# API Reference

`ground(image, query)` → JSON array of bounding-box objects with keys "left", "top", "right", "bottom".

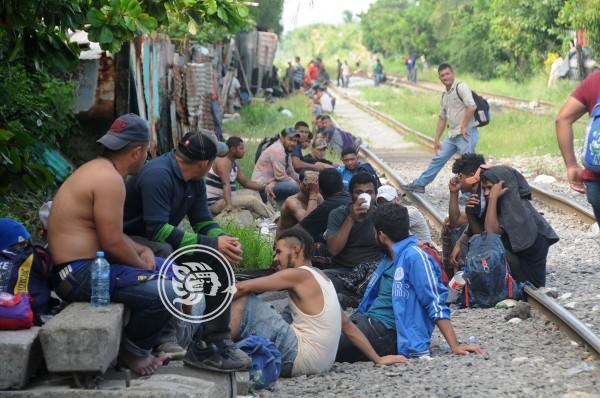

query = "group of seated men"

[{"left": 42, "top": 113, "right": 484, "bottom": 380}]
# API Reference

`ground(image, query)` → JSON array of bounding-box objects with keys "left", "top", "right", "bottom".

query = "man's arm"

[
  {"left": 94, "top": 173, "right": 149, "bottom": 269},
  {"left": 436, "top": 319, "right": 482, "bottom": 355},
  {"left": 341, "top": 312, "right": 409, "bottom": 365},
  {"left": 556, "top": 96, "right": 587, "bottom": 193},
  {"left": 457, "top": 84, "right": 476, "bottom": 139},
  {"left": 234, "top": 269, "right": 306, "bottom": 299},
  {"left": 433, "top": 117, "right": 446, "bottom": 152},
  {"left": 236, "top": 168, "right": 265, "bottom": 191},
  {"left": 448, "top": 177, "right": 462, "bottom": 226},
  {"left": 326, "top": 210, "right": 354, "bottom": 256},
  {"left": 213, "top": 158, "right": 234, "bottom": 208},
  {"left": 291, "top": 156, "right": 326, "bottom": 172},
  {"left": 483, "top": 182, "right": 507, "bottom": 235}
]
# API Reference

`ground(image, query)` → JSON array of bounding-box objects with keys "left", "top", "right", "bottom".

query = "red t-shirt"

[
  {"left": 571, "top": 70, "right": 600, "bottom": 181},
  {"left": 307, "top": 64, "right": 318, "bottom": 81}
]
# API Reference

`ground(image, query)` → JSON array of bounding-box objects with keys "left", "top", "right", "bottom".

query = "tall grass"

[
  {"left": 356, "top": 85, "right": 586, "bottom": 158},
  {"left": 222, "top": 223, "right": 273, "bottom": 270},
  {"left": 223, "top": 95, "right": 313, "bottom": 176}
]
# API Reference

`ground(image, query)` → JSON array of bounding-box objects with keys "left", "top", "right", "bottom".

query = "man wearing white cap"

[{"left": 376, "top": 185, "right": 432, "bottom": 245}]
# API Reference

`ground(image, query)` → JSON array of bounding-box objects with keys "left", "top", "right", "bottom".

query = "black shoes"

[
  {"left": 183, "top": 339, "right": 251, "bottom": 373},
  {"left": 400, "top": 182, "right": 426, "bottom": 193}
]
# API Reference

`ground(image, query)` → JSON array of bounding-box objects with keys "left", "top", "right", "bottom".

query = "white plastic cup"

[{"left": 358, "top": 193, "right": 371, "bottom": 209}]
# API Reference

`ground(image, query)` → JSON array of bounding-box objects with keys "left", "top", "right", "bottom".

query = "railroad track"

[
  {"left": 332, "top": 86, "right": 597, "bottom": 225},
  {"left": 385, "top": 73, "right": 554, "bottom": 114}
]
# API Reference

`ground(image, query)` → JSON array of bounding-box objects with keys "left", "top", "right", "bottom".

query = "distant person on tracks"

[
  {"left": 401, "top": 63, "right": 479, "bottom": 194},
  {"left": 460, "top": 165, "right": 559, "bottom": 288},
  {"left": 374, "top": 58, "right": 384, "bottom": 86},
  {"left": 555, "top": 70, "right": 600, "bottom": 229},
  {"left": 337, "top": 146, "right": 381, "bottom": 192},
  {"left": 342, "top": 60, "right": 351, "bottom": 88},
  {"left": 293, "top": 56, "right": 304, "bottom": 91},
  {"left": 336, "top": 59, "right": 343, "bottom": 87},
  {"left": 336, "top": 203, "right": 483, "bottom": 362},
  {"left": 230, "top": 228, "right": 408, "bottom": 378},
  {"left": 252, "top": 127, "right": 301, "bottom": 203}
]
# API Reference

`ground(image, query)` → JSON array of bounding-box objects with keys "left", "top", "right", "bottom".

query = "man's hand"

[
  {"left": 350, "top": 197, "right": 369, "bottom": 221},
  {"left": 451, "top": 344, "right": 483, "bottom": 355},
  {"left": 265, "top": 184, "right": 276, "bottom": 201},
  {"left": 139, "top": 246, "right": 155, "bottom": 270},
  {"left": 375, "top": 355, "right": 410, "bottom": 365},
  {"left": 433, "top": 139, "right": 441, "bottom": 153},
  {"left": 460, "top": 125, "right": 469, "bottom": 141},
  {"left": 449, "top": 176, "right": 461, "bottom": 193},
  {"left": 450, "top": 241, "right": 462, "bottom": 270},
  {"left": 489, "top": 181, "right": 508, "bottom": 200},
  {"left": 465, "top": 195, "right": 480, "bottom": 209},
  {"left": 218, "top": 236, "right": 243, "bottom": 264},
  {"left": 567, "top": 165, "right": 586, "bottom": 193}
]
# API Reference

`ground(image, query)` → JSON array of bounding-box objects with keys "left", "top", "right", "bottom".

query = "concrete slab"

[
  {"left": 0, "top": 327, "right": 43, "bottom": 390},
  {"left": 39, "top": 303, "right": 124, "bottom": 373},
  {"left": 0, "top": 361, "right": 247, "bottom": 398}
]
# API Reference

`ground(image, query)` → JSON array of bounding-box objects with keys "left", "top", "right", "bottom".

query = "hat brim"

[{"left": 97, "top": 133, "right": 130, "bottom": 150}]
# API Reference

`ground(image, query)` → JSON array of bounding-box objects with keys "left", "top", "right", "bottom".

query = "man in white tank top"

[{"left": 229, "top": 228, "right": 408, "bottom": 378}]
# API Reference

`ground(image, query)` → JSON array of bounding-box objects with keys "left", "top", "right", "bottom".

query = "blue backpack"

[
  {"left": 236, "top": 335, "right": 282, "bottom": 390},
  {"left": 581, "top": 96, "right": 600, "bottom": 172},
  {"left": 461, "top": 233, "right": 522, "bottom": 308}
]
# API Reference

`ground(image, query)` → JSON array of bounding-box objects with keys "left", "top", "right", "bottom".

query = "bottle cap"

[{"left": 96, "top": 251, "right": 105, "bottom": 257}]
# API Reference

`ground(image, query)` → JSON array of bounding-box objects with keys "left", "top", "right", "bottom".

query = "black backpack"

[
  {"left": 254, "top": 135, "right": 280, "bottom": 163},
  {"left": 456, "top": 82, "right": 490, "bottom": 127}
]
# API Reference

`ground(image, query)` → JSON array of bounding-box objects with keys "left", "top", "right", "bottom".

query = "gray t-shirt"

[
  {"left": 325, "top": 205, "right": 383, "bottom": 268},
  {"left": 439, "top": 80, "right": 477, "bottom": 138},
  {"left": 407, "top": 206, "right": 432, "bottom": 244}
]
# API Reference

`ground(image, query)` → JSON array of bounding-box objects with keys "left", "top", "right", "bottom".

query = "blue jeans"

[
  {"left": 414, "top": 131, "right": 476, "bottom": 187},
  {"left": 273, "top": 180, "right": 299, "bottom": 202},
  {"left": 585, "top": 181, "right": 600, "bottom": 228},
  {"left": 62, "top": 262, "right": 177, "bottom": 358},
  {"left": 468, "top": 126, "right": 479, "bottom": 153},
  {"left": 239, "top": 294, "right": 298, "bottom": 377}
]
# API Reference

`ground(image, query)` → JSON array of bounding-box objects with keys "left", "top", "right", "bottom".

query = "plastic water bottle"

[{"left": 91, "top": 251, "right": 110, "bottom": 307}]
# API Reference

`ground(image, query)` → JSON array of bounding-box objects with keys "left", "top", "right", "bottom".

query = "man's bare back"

[
  {"left": 278, "top": 193, "right": 308, "bottom": 232},
  {"left": 48, "top": 158, "right": 125, "bottom": 264}
]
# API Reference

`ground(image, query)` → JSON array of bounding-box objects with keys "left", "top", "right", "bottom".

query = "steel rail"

[
  {"left": 332, "top": 87, "right": 597, "bottom": 225},
  {"left": 525, "top": 285, "right": 600, "bottom": 360}
]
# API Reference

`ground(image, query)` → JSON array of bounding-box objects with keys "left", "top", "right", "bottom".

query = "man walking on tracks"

[{"left": 401, "top": 63, "right": 478, "bottom": 194}]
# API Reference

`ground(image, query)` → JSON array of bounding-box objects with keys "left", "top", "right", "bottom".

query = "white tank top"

[{"left": 290, "top": 266, "right": 342, "bottom": 376}]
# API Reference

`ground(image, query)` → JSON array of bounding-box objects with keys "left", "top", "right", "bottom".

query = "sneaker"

[
  {"left": 216, "top": 339, "right": 252, "bottom": 369},
  {"left": 155, "top": 341, "right": 187, "bottom": 360},
  {"left": 400, "top": 182, "right": 425, "bottom": 193},
  {"left": 183, "top": 340, "right": 250, "bottom": 373}
]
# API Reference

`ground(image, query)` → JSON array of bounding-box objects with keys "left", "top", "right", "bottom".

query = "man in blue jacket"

[
  {"left": 336, "top": 147, "right": 381, "bottom": 192},
  {"left": 336, "top": 203, "right": 482, "bottom": 361}
]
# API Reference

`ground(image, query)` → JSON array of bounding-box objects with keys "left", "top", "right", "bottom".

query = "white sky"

[{"left": 281, "top": 0, "right": 377, "bottom": 33}]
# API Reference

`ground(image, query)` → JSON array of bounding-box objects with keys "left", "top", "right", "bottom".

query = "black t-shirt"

[
  {"left": 300, "top": 192, "right": 350, "bottom": 242},
  {"left": 303, "top": 154, "right": 333, "bottom": 165},
  {"left": 325, "top": 204, "right": 383, "bottom": 268}
]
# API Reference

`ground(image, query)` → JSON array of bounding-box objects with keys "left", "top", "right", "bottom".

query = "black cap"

[
  {"left": 97, "top": 114, "right": 150, "bottom": 150},
  {"left": 178, "top": 130, "right": 229, "bottom": 160}
]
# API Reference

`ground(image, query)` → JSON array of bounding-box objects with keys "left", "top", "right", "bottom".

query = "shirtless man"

[
  {"left": 230, "top": 228, "right": 408, "bottom": 378},
  {"left": 48, "top": 114, "right": 174, "bottom": 375},
  {"left": 276, "top": 169, "right": 322, "bottom": 237}
]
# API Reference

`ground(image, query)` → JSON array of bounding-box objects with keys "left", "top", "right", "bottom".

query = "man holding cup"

[{"left": 323, "top": 172, "right": 383, "bottom": 307}]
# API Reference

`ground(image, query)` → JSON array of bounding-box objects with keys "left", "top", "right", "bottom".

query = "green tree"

[
  {"left": 249, "top": 0, "right": 284, "bottom": 35},
  {"left": 342, "top": 10, "right": 353, "bottom": 24},
  {"left": 560, "top": 0, "right": 600, "bottom": 55}
]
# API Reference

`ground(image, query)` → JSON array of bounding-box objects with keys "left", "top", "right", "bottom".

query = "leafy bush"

[
  {"left": 0, "top": 65, "right": 78, "bottom": 191},
  {"left": 222, "top": 223, "right": 273, "bottom": 270}
]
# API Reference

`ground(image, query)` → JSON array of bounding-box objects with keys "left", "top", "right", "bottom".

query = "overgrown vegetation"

[
  {"left": 359, "top": 0, "right": 593, "bottom": 81},
  {"left": 222, "top": 223, "right": 273, "bottom": 270},
  {"left": 356, "top": 85, "right": 586, "bottom": 158},
  {"left": 223, "top": 95, "right": 313, "bottom": 176}
]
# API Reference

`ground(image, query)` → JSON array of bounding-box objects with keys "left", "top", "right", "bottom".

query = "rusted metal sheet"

[{"left": 73, "top": 55, "right": 115, "bottom": 121}]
